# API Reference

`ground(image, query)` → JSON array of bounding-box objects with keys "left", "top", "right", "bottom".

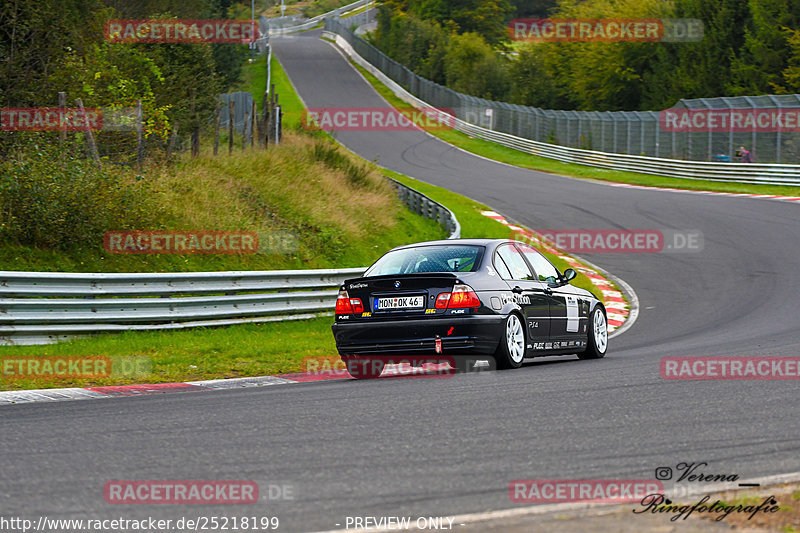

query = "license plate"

[{"left": 375, "top": 295, "right": 425, "bottom": 310}]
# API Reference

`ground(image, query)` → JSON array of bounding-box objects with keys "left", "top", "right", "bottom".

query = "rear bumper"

[{"left": 331, "top": 315, "right": 504, "bottom": 356}]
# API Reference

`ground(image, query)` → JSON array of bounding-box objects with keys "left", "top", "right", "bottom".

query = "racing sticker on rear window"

[{"left": 566, "top": 295, "right": 579, "bottom": 332}]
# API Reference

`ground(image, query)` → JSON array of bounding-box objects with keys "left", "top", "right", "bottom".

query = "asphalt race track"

[{"left": 2, "top": 29, "right": 799, "bottom": 533}]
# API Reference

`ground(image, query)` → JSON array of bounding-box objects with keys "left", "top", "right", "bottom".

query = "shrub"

[{"left": 0, "top": 138, "right": 160, "bottom": 250}]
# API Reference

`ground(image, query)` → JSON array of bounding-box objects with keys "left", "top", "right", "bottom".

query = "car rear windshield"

[{"left": 364, "top": 245, "right": 485, "bottom": 276}]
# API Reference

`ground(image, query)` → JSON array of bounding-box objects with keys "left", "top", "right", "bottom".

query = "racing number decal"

[{"left": 566, "top": 295, "right": 579, "bottom": 333}]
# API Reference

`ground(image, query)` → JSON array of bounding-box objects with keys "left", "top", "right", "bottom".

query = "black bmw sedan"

[{"left": 331, "top": 239, "right": 608, "bottom": 378}]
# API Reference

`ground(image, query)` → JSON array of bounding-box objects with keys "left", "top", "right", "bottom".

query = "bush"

[
  {"left": 444, "top": 33, "right": 510, "bottom": 100},
  {"left": 0, "top": 138, "right": 160, "bottom": 250},
  {"left": 374, "top": 8, "right": 450, "bottom": 84}
]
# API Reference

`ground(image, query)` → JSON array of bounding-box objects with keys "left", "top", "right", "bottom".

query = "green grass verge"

[
  {"left": 348, "top": 56, "right": 800, "bottom": 197},
  {"left": 342, "top": 3, "right": 373, "bottom": 18},
  {"left": 269, "top": 55, "right": 307, "bottom": 130},
  {"left": 235, "top": 54, "right": 268, "bottom": 108},
  {"left": 0, "top": 317, "right": 336, "bottom": 391},
  {"left": 235, "top": 52, "right": 306, "bottom": 131}
]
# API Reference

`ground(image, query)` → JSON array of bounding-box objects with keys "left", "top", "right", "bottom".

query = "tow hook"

[{"left": 435, "top": 336, "right": 442, "bottom": 354}]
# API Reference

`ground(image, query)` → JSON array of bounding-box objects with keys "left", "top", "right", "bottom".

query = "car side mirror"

[{"left": 561, "top": 268, "right": 577, "bottom": 285}]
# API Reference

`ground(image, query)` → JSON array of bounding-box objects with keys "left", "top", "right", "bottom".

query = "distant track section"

[{"left": 324, "top": 18, "right": 800, "bottom": 186}]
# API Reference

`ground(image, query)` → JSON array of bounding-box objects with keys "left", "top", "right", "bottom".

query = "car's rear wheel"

[
  {"left": 341, "top": 355, "right": 385, "bottom": 379},
  {"left": 495, "top": 313, "right": 526, "bottom": 369},
  {"left": 578, "top": 307, "right": 608, "bottom": 359}
]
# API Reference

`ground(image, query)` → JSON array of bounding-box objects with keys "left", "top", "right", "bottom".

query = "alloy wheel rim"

[
  {"left": 506, "top": 315, "right": 525, "bottom": 363},
  {"left": 594, "top": 311, "right": 608, "bottom": 353}
]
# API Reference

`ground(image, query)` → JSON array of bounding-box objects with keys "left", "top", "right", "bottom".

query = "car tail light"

[
  {"left": 450, "top": 284, "right": 481, "bottom": 308},
  {"left": 435, "top": 293, "right": 451, "bottom": 309},
  {"left": 435, "top": 284, "right": 481, "bottom": 310},
  {"left": 335, "top": 290, "right": 363, "bottom": 314},
  {"left": 335, "top": 291, "right": 352, "bottom": 313}
]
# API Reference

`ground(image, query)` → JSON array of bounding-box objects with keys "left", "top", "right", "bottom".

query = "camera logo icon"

[{"left": 655, "top": 467, "right": 673, "bottom": 480}]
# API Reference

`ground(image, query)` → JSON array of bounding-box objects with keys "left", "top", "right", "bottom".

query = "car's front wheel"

[
  {"left": 341, "top": 355, "right": 385, "bottom": 379},
  {"left": 495, "top": 313, "right": 526, "bottom": 369},
  {"left": 578, "top": 307, "right": 608, "bottom": 359}
]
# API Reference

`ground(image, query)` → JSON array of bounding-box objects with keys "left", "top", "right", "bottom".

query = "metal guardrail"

[
  {"left": 389, "top": 178, "right": 460, "bottom": 239},
  {"left": 0, "top": 179, "right": 459, "bottom": 345},
  {"left": 325, "top": 18, "right": 800, "bottom": 186},
  {"left": 266, "top": 0, "right": 372, "bottom": 35},
  {"left": 0, "top": 269, "right": 363, "bottom": 346}
]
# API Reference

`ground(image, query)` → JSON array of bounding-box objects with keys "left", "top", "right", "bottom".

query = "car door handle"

[
  {"left": 522, "top": 287, "right": 553, "bottom": 295},
  {"left": 512, "top": 286, "right": 523, "bottom": 294}
]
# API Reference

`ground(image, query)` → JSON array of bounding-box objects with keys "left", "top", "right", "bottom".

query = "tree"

[
  {"left": 444, "top": 33, "right": 510, "bottom": 100},
  {"left": 781, "top": 28, "right": 800, "bottom": 93},
  {"left": 0, "top": 0, "right": 109, "bottom": 106},
  {"left": 508, "top": 45, "right": 572, "bottom": 108},
  {"left": 508, "top": 0, "right": 558, "bottom": 18},
  {"left": 374, "top": 7, "right": 451, "bottom": 84},
  {"left": 728, "top": 0, "right": 800, "bottom": 95},
  {"left": 639, "top": 0, "right": 752, "bottom": 108},
  {"left": 378, "top": 0, "right": 514, "bottom": 45},
  {"left": 517, "top": 0, "right": 670, "bottom": 111}
]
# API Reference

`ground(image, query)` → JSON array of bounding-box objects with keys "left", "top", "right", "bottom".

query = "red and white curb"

[
  {"left": 610, "top": 182, "right": 800, "bottom": 203},
  {"left": 0, "top": 363, "right": 456, "bottom": 406},
  {"left": 481, "top": 211, "right": 631, "bottom": 333}
]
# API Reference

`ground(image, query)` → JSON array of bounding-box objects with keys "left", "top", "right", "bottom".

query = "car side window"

[
  {"left": 516, "top": 243, "right": 561, "bottom": 283},
  {"left": 496, "top": 244, "right": 534, "bottom": 280},
  {"left": 493, "top": 251, "right": 513, "bottom": 279}
]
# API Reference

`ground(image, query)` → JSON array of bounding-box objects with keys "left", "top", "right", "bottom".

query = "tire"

[
  {"left": 341, "top": 355, "right": 385, "bottom": 379},
  {"left": 578, "top": 307, "right": 608, "bottom": 360},
  {"left": 495, "top": 313, "right": 526, "bottom": 370}
]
